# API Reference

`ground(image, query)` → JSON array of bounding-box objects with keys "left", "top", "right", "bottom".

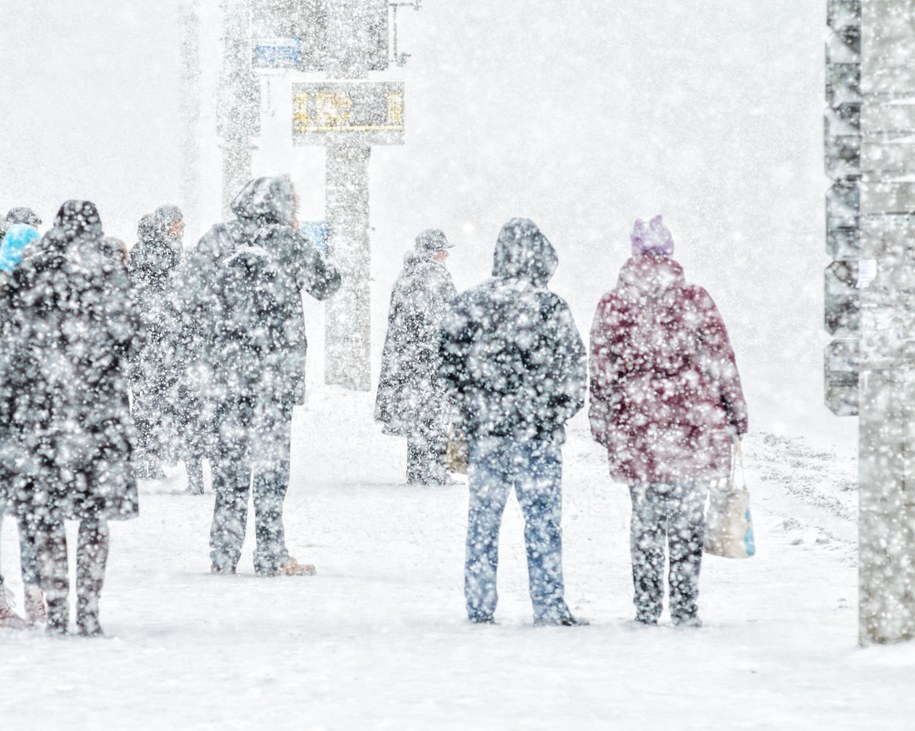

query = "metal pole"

[
  {"left": 858, "top": 0, "right": 915, "bottom": 645},
  {"left": 179, "top": 0, "right": 202, "bottom": 223},
  {"left": 321, "top": 0, "right": 385, "bottom": 390},
  {"left": 218, "top": 0, "right": 259, "bottom": 214},
  {"left": 325, "top": 143, "right": 372, "bottom": 391}
]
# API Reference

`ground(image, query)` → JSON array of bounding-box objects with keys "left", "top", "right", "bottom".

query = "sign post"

[{"left": 825, "top": 0, "right": 915, "bottom": 644}]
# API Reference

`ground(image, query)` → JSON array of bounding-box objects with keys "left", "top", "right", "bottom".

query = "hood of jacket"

[
  {"left": 491, "top": 218, "right": 558, "bottom": 287},
  {"left": 617, "top": 254, "right": 685, "bottom": 298},
  {"left": 230, "top": 176, "right": 296, "bottom": 226},
  {"left": 129, "top": 213, "right": 181, "bottom": 280}
]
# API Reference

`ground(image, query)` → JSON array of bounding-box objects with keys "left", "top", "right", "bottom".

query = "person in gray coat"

[
  {"left": 183, "top": 176, "right": 341, "bottom": 577},
  {"left": 375, "top": 229, "right": 457, "bottom": 485}
]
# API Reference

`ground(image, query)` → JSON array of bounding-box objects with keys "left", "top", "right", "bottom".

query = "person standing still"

[
  {"left": 588, "top": 215, "right": 748, "bottom": 628},
  {"left": 187, "top": 176, "right": 341, "bottom": 577},
  {"left": 375, "top": 229, "right": 457, "bottom": 485},
  {"left": 439, "top": 218, "right": 588, "bottom": 626}
]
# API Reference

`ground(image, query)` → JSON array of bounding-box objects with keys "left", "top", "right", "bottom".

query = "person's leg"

[
  {"left": 16, "top": 511, "right": 45, "bottom": 624},
  {"left": 209, "top": 400, "right": 252, "bottom": 573},
  {"left": 406, "top": 438, "right": 423, "bottom": 484},
  {"left": 75, "top": 518, "right": 110, "bottom": 637},
  {"left": 35, "top": 510, "right": 69, "bottom": 634},
  {"left": 667, "top": 481, "right": 708, "bottom": 625},
  {"left": 185, "top": 455, "right": 205, "bottom": 495},
  {"left": 629, "top": 483, "right": 667, "bottom": 625},
  {"left": 515, "top": 440, "right": 574, "bottom": 623},
  {"left": 252, "top": 404, "right": 292, "bottom": 576},
  {"left": 465, "top": 437, "right": 511, "bottom": 622}
]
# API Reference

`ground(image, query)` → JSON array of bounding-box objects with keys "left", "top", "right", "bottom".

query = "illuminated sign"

[{"left": 292, "top": 82, "right": 404, "bottom": 146}]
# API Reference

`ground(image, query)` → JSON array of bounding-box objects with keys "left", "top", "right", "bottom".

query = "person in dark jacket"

[
  {"left": 1, "top": 200, "right": 138, "bottom": 636},
  {"left": 376, "top": 229, "right": 457, "bottom": 485},
  {"left": 439, "top": 218, "right": 588, "bottom": 626},
  {"left": 589, "top": 215, "right": 748, "bottom": 628},
  {"left": 183, "top": 176, "right": 341, "bottom": 577},
  {"left": 0, "top": 219, "right": 45, "bottom": 627},
  {"left": 128, "top": 206, "right": 184, "bottom": 480}
]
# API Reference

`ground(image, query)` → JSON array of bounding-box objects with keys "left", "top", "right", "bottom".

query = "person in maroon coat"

[{"left": 589, "top": 215, "right": 748, "bottom": 627}]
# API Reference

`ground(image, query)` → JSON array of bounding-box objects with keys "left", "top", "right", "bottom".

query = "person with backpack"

[
  {"left": 588, "top": 215, "right": 748, "bottom": 628},
  {"left": 186, "top": 176, "right": 341, "bottom": 577},
  {"left": 439, "top": 218, "right": 588, "bottom": 626},
  {"left": 375, "top": 229, "right": 457, "bottom": 485}
]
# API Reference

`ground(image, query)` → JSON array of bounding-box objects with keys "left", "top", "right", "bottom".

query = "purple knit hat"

[{"left": 631, "top": 215, "right": 674, "bottom": 256}]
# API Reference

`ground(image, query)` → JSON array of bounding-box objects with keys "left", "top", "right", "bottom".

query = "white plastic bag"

[{"left": 704, "top": 439, "right": 756, "bottom": 559}]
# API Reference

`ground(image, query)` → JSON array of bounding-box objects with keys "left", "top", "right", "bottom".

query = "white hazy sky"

[{"left": 0, "top": 1, "right": 851, "bottom": 448}]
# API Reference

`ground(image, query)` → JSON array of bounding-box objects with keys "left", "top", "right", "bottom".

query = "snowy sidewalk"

[{"left": 1, "top": 388, "right": 914, "bottom": 730}]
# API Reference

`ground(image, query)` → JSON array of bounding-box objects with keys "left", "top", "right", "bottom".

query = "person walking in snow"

[
  {"left": 0, "top": 217, "right": 47, "bottom": 628},
  {"left": 439, "top": 218, "right": 588, "bottom": 626},
  {"left": 185, "top": 176, "right": 341, "bottom": 577},
  {"left": 127, "top": 206, "right": 185, "bottom": 481},
  {"left": 376, "top": 229, "right": 457, "bottom": 485},
  {"left": 589, "top": 215, "right": 748, "bottom": 628},
  {"left": 1, "top": 200, "right": 139, "bottom": 636}
]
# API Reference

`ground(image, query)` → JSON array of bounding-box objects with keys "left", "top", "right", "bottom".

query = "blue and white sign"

[
  {"left": 300, "top": 221, "right": 327, "bottom": 252},
  {"left": 252, "top": 38, "right": 301, "bottom": 70}
]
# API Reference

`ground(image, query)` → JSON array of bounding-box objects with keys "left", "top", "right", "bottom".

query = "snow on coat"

[
  {"left": 588, "top": 253, "right": 748, "bottom": 484},
  {"left": 179, "top": 176, "right": 341, "bottom": 407},
  {"left": 127, "top": 212, "right": 183, "bottom": 452},
  {"left": 0, "top": 200, "right": 139, "bottom": 521},
  {"left": 375, "top": 250, "right": 457, "bottom": 436},
  {"left": 439, "top": 218, "right": 586, "bottom": 443}
]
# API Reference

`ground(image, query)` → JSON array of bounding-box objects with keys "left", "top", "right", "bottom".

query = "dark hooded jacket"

[
  {"left": 375, "top": 249, "right": 457, "bottom": 436},
  {"left": 439, "top": 219, "right": 586, "bottom": 443},
  {"left": 0, "top": 200, "right": 139, "bottom": 520},
  {"left": 179, "top": 176, "right": 341, "bottom": 406},
  {"left": 127, "top": 210, "right": 184, "bottom": 440}
]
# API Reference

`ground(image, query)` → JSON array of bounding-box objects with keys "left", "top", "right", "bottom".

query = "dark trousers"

[
  {"left": 209, "top": 398, "right": 292, "bottom": 575},
  {"left": 36, "top": 515, "right": 109, "bottom": 634},
  {"left": 407, "top": 429, "right": 448, "bottom": 485},
  {"left": 628, "top": 482, "right": 708, "bottom": 623}
]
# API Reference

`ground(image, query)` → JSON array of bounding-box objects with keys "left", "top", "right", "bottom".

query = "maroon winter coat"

[{"left": 589, "top": 254, "right": 748, "bottom": 484}]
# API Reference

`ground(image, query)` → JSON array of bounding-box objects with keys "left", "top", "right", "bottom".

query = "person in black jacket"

[
  {"left": 127, "top": 206, "right": 184, "bottom": 481},
  {"left": 439, "top": 218, "right": 587, "bottom": 626},
  {"left": 182, "top": 176, "right": 341, "bottom": 577},
  {"left": 1, "top": 200, "right": 138, "bottom": 636},
  {"left": 375, "top": 229, "right": 457, "bottom": 485}
]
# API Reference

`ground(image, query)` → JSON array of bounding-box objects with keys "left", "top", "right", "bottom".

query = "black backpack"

[{"left": 211, "top": 246, "right": 285, "bottom": 391}]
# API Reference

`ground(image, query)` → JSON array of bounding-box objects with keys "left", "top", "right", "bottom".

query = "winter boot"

[
  {"left": 0, "top": 585, "right": 29, "bottom": 630},
  {"left": 45, "top": 599, "right": 69, "bottom": 636},
  {"left": 23, "top": 584, "right": 47, "bottom": 626},
  {"left": 75, "top": 520, "right": 109, "bottom": 638},
  {"left": 272, "top": 556, "right": 316, "bottom": 577}
]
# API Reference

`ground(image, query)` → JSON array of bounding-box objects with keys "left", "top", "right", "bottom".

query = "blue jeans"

[{"left": 465, "top": 437, "right": 570, "bottom": 622}]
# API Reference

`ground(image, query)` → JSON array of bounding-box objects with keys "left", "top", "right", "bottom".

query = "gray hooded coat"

[
  {"left": 179, "top": 177, "right": 341, "bottom": 406},
  {"left": 438, "top": 219, "right": 587, "bottom": 444},
  {"left": 375, "top": 249, "right": 457, "bottom": 436}
]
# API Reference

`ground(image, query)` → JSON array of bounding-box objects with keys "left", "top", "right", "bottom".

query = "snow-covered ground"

[{"left": 2, "top": 388, "right": 912, "bottom": 730}]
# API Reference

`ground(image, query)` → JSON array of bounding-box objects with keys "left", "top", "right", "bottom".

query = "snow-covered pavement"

[{"left": 2, "top": 388, "right": 913, "bottom": 730}]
